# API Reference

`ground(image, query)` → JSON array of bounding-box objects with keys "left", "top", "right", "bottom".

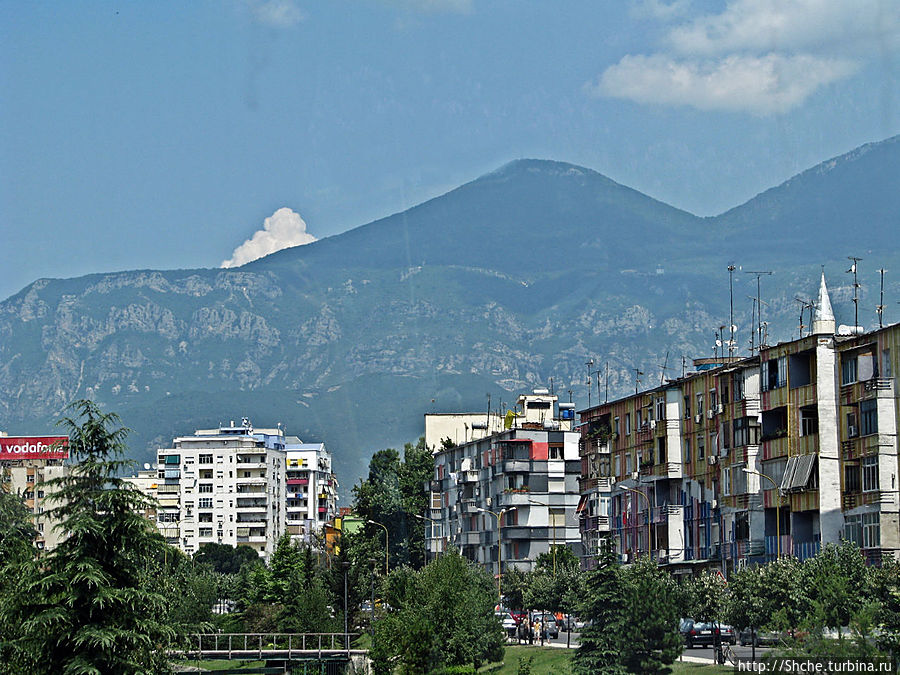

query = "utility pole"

[
  {"left": 877, "top": 268, "right": 886, "bottom": 328},
  {"left": 727, "top": 265, "right": 736, "bottom": 357},
  {"left": 848, "top": 256, "right": 863, "bottom": 329}
]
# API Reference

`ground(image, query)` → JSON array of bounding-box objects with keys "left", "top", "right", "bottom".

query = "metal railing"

[{"left": 175, "top": 633, "right": 363, "bottom": 661}]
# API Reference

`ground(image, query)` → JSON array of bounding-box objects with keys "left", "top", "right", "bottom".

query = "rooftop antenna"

[
  {"left": 605, "top": 361, "right": 610, "bottom": 403},
  {"left": 746, "top": 296, "right": 757, "bottom": 354},
  {"left": 745, "top": 270, "right": 773, "bottom": 349},
  {"left": 794, "top": 296, "right": 812, "bottom": 338},
  {"left": 727, "top": 264, "right": 737, "bottom": 357},
  {"left": 877, "top": 268, "right": 886, "bottom": 328},
  {"left": 682, "top": 355, "right": 686, "bottom": 379},
  {"left": 658, "top": 350, "right": 670, "bottom": 386},
  {"left": 633, "top": 368, "right": 643, "bottom": 395},
  {"left": 567, "top": 389, "right": 573, "bottom": 403},
  {"left": 847, "top": 256, "right": 863, "bottom": 329},
  {"left": 585, "top": 359, "right": 594, "bottom": 409}
]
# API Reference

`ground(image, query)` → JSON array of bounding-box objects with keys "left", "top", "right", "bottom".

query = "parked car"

[
  {"left": 738, "top": 627, "right": 780, "bottom": 647},
  {"left": 680, "top": 619, "right": 736, "bottom": 648}
]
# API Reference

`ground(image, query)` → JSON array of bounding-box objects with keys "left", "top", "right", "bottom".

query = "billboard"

[{"left": 0, "top": 436, "right": 69, "bottom": 461}]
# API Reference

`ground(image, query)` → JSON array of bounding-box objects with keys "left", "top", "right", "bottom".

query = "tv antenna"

[
  {"left": 744, "top": 270, "right": 773, "bottom": 349},
  {"left": 794, "top": 296, "right": 813, "bottom": 338},
  {"left": 585, "top": 359, "right": 594, "bottom": 409},
  {"left": 877, "top": 268, "right": 886, "bottom": 328},
  {"left": 658, "top": 350, "right": 670, "bottom": 386},
  {"left": 633, "top": 368, "right": 643, "bottom": 395},
  {"left": 727, "top": 264, "right": 737, "bottom": 357},
  {"left": 847, "top": 256, "right": 863, "bottom": 329}
]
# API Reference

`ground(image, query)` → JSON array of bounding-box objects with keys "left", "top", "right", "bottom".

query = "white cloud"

[
  {"left": 592, "top": 53, "right": 858, "bottom": 114},
  {"left": 221, "top": 208, "right": 316, "bottom": 268},
  {"left": 249, "top": 0, "right": 304, "bottom": 28},
  {"left": 667, "top": 0, "right": 900, "bottom": 57},
  {"left": 592, "top": 0, "right": 899, "bottom": 114}
]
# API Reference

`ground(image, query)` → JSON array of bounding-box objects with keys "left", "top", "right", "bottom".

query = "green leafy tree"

[
  {"left": 573, "top": 540, "right": 626, "bottom": 674},
  {"left": 193, "top": 542, "right": 262, "bottom": 574},
  {"left": 799, "top": 542, "right": 871, "bottom": 636},
  {"left": 618, "top": 557, "right": 682, "bottom": 673},
  {"left": 373, "top": 549, "right": 503, "bottom": 674},
  {"left": 725, "top": 564, "right": 768, "bottom": 648},
  {"left": 0, "top": 488, "right": 38, "bottom": 673},
  {"left": 2, "top": 401, "right": 175, "bottom": 674}
]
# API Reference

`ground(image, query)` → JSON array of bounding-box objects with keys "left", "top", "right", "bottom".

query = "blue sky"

[{"left": 1, "top": 0, "right": 898, "bottom": 300}]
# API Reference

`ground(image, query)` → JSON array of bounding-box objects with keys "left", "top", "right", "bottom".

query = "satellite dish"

[
  {"left": 715, "top": 340, "right": 723, "bottom": 347},
  {"left": 731, "top": 324, "right": 738, "bottom": 332},
  {"left": 143, "top": 463, "right": 151, "bottom": 470}
]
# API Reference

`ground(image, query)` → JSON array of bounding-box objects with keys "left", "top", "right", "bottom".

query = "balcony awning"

[{"left": 575, "top": 495, "right": 588, "bottom": 513}]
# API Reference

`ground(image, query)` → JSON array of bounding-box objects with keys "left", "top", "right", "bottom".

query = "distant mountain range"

[{"left": 2, "top": 135, "right": 898, "bottom": 492}]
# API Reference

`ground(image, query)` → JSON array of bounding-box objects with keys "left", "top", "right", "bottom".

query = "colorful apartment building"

[{"left": 579, "top": 274, "right": 900, "bottom": 572}]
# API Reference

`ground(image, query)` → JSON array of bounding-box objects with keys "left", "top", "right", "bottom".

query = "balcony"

[
  {"left": 460, "top": 499, "right": 480, "bottom": 515},
  {"left": 236, "top": 475, "right": 267, "bottom": 484},
  {"left": 286, "top": 478, "right": 309, "bottom": 486},
  {"left": 502, "top": 460, "right": 530, "bottom": 473},
  {"left": 459, "top": 531, "right": 480, "bottom": 546},
  {"left": 497, "top": 491, "right": 532, "bottom": 507},
  {"left": 458, "top": 470, "right": 479, "bottom": 483},
  {"left": 236, "top": 499, "right": 268, "bottom": 509}
]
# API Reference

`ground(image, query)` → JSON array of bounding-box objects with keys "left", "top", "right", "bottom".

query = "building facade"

[
  {"left": 428, "top": 389, "right": 582, "bottom": 575},
  {"left": 578, "top": 275, "right": 900, "bottom": 572},
  {"left": 285, "top": 439, "right": 339, "bottom": 544}
]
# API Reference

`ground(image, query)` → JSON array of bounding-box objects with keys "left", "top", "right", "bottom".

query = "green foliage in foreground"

[{"left": 372, "top": 549, "right": 504, "bottom": 675}]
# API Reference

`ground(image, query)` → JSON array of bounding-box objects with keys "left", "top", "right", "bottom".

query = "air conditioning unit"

[
  {"left": 708, "top": 456, "right": 718, "bottom": 465},
  {"left": 649, "top": 419, "right": 657, "bottom": 430},
  {"left": 694, "top": 414, "right": 702, "bottom": 424},
  {"left": 849, "top": 425, "right": 859, "bottom": 438},
  {"left": 707, "top": 409, "right": 716, "bottom": 419},
  {"left": 716, "top": 403, "right": 724, "bottom": 414}
]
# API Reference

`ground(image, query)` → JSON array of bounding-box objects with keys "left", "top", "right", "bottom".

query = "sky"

[{"left": 1, "top": 0, "right": 898, "bottom": 301}]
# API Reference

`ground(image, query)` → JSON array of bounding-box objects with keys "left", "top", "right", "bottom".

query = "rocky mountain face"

[{"left": 2, "top": 138, "right": 898, "bottom": 488}]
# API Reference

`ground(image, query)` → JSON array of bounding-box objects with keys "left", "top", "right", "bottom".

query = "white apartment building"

[
  {"left": 156, "top": 419, "right": 287, "bottom": 560},
  {"left": 284, "top": 438, "right": 339, "bottom": 544}
]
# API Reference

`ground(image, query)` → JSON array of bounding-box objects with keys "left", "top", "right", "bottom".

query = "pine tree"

[
  {"left": 6, "top": 400, "right": 175, "bottom": 674},
  {"left": 572, "top": 539, "right": 626, "bottom": 674}
]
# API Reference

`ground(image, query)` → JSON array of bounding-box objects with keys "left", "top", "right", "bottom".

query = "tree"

[
  {"left": 0, "top": 488, "right": 38, "bottom": 673},
  {"left": 2, "top": 400, "right": 175, "bottom": 674},
  {"left": 573, "top": 540, "right": 626, "bottom": 675},
  {"left": 618, "top": 557, "right": 682, "bottom": 673},
  {"left": 193, "top": 542, "right": 262, "bottom": 574},
  {"left": 373, "top": 549, "right": 504, "bottom": 674},
  {"left": 725, "top": 564, "right": 768, "bottom": 654}
]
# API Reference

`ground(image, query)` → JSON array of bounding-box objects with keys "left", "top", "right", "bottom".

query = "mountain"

[{"left": 2, "top": 138, "right": 899, "bottom": 491}]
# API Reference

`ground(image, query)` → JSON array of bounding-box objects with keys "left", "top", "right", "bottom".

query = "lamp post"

[
  {"left": 618, "top": 485, "right": 651, "bottom": 559},
  {"left": 477, "top": 506, "right": 516, "bottom": 605},
  {"left": 528, "top": 499, "right": 556, "bottom": 574},
  {"left": 413, "top": 513, "right": 438, "bottom": 566},
  {"left": 341, "top": 561, "right": 350, "bottom": 641},
  {"left": 367, "top": 519, "right": 389, "bottom": 575},
  {"left": 744, "top": 468, "right": 782, "bottom": 558}
]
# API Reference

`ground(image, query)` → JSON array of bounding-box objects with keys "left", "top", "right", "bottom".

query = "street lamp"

[
  {"left": 743, "top": 468, "right": 783, "bottom": 558},
  {"left": 367, "top": 519, "right": 389, "bottom": 575},
  {"left": 476, "top": 506, "right": 516, "bottom": 604},
  {"left": 413, "top": 513, "right": 438, "bottom": 565},
  {"left": 528, "top": 499, "right": 556, "bottom": 575},
  {"left": 617, "top": 484, "right": 651, "bottom": 559}
]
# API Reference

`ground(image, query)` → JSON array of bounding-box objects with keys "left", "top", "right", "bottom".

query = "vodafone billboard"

[{"left": 0, "top": 436, "right": 69, "bottom": 461}]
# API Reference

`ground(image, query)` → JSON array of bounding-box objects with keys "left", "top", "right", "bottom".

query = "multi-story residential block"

[
  {"left": 579, "top": 274, "right": 900, "bottom": 572},
  {"left": 0, "top": 433, "right": 70, "bottom": 551},
  {"left": 154, "top": 419, "right": 287, "bottom": 560},
  {"left": 285, "top": 438, "right": 339, "bottom": 544},
  {"left": 428, "top": 389, "right": 581, "bottom": 575}
]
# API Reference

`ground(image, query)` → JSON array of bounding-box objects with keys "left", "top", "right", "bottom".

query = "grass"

[{"left": 476, "top": 645, "right": 732, "bottom": 674}]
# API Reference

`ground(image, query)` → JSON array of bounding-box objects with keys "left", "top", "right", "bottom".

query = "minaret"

[{"left": 812, "top": 271, "right": 835, "bottom": 335}]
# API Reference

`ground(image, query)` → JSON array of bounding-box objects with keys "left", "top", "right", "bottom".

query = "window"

[
  {"left": 844, "top": 514, "right": 862, "bottom": 546},
  {"left": 198, "top": 498, "right": 213, "bottom": 509},
  {"left": 636, "top": 409, "right": 643, "bottom": 428},
  {"left": 683, "top": 395, "right": 691, "bottom": 420},
  {"left": 614, "top": 417, "right": 620, "bottom": 437},
  {"left": 863, "top": 455, "right": 879, "bottom": 492},
  {"left": 847, "top": 411, "right": 859, "bottom": 438},
  {"left": 709, "top": 389, "right": 718, "bottom": 411},
  {"left": 549, "top": 443, "right": 563, "bottom": 459},
  {"left": 842, "top": 355, "right": 858, "bottom": 385},
  {"left": 431, "top": 491, "right": 442, "bottom": 510},
  {"left": 863, "top": 512, "right": 880, "bottom": 548},
  {"left": 883, "top": 349, "right": 892, "bottom": 379},
  {"left": 800, "top": 407, "right": 819, "bottom": 436},
  {"left": 723, "top": 467, "right": 733, "bottom": 496},
  {"left": 684, "top": 438, "right": 691, "bottom": 464},
  {"left": 733, "top": 417, "right": 759, "bottom": 447},
  {"left": 845, "top": 463, "right": 861, "bottom": 493},
  {"left": 657, "top": 437, "right": 666, "bottom": 464},
  {"left": 198, "top": 512, "right": 213, "bottom": 522},
  {"left": 696, "top": 392, "right": 704, "bottom": 416},
  {"left": 625, "top": 453, "right": 633, "bottom": 474},
  {"left": 199, "top": 454, "right": 213, "bottom": 464},
  {"left": 735, "top": 512, "right": 749, "bottom": 540},
  {"left": 761, "top": 357, "right": 786, "bottom": 391},
  {"left": 860, "top": 399, "right": 878, "bottom": 436},
  {"left": 199, "top": 528, "right": 213, "bottom": 538},
  {"left": 697, "top": 436, "right": 705, "bottom": 461},
  {"left": 656, "top": 397, "right": 665, "bottom": 421},
  {"left": 733, "top": 372, "right": 745, "bottom": 400},
  {"left": 625, "top": 413, "right": 631, "bottom": 435},
  {"left": 198, "top": 483, "right": 213, "bottom": 493}
]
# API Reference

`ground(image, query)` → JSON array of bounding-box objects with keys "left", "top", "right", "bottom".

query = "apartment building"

[
  {"left": 579, "top": 274, "right": 900, "bottom": 572},
  {"left": 0, "top": 434, "right": 70, "bottom": 551},
  {"left": 155, "top": 419, "right": 287, "bottom": 560},
  {"left": 285, "top": 438, "right": 339, "bottom": 544},
  {"left": 428, "top": 389, "right": 582, "bottom": 574}
]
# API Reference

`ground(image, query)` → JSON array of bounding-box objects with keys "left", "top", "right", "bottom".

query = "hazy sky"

[{"left": 2, "top": 0, "right": 898, "bottom": 300}]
